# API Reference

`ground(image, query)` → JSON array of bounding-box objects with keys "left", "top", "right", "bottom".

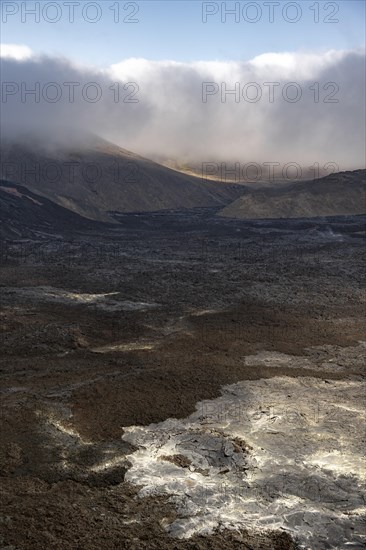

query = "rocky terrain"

[
  {"left": 0, "top": 180, "right": 108, "bottom": 239},
  {"left": 0, "top": 136, "right": 242, "bottom": 222},
  {"left": 220, "top": 170, "right": 366, "bottom": 219},
  {"left": 0, "top": 207, "right": 365, "bottom": 549}
]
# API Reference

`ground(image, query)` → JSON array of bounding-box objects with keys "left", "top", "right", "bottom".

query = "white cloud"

[
  {"left": 0, "top": 43, "right": 33, "bottom": 61},
  {"left": 109, "top": 51, "right": 350, "bottom": 83},
  {"left": 248, "top": 50, "right": 350, "bottom": 79},
  {"left": 1, "top": 48, "right": 365, "bottom": 169}
]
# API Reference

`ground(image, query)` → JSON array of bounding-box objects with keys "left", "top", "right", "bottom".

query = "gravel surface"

[{"left": 0, "top": 209, "right": 365, "bottom": 549}]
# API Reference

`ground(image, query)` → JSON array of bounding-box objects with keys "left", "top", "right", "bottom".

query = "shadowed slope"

[
  {"left": 1, "top": 135, "right": 243, "bottom": 222},
  {"left": 220, "top": 170, "right": 366, "bottom": 219}
]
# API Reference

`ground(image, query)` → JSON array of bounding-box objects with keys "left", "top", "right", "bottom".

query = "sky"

[
  {"left": 0, "top": 1, "right": 365, "bottom": 169},
  {"left": 1, "top": 0, "right": 365, "bottom": 66},
  {"left": 1, "top": 1, "right": 365, "bottom": 64}
]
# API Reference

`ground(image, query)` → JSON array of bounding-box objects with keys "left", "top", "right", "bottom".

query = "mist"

[{"left": 1, "top": 47, "right": 365, "bottom": 169}]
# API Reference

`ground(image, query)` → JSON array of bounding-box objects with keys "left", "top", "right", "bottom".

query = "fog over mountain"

[
  {"left": 1, "top": 47, "right": 365, "bottom": 169},
  {"left": 0, "top": 136, "right": 242, "bottom": 221}
]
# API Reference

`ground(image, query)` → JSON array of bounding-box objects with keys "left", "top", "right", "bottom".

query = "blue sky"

[{"left": 1, "top": 1, "right": 365, "bottom": 65}]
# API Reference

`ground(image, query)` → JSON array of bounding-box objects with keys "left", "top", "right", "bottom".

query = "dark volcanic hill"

[
  {"left": 0, "top": 136, "right": 243, "bottom": 222},
  {"left": 219, "top": 170, "right": 366, "bottom": 219},
  {"left": 0, "top": 180, "right": 104, "bottom": 239}
]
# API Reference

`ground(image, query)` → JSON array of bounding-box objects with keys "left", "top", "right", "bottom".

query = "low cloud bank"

[{"left": 1, "top": 46, "right": 365, "bottom": 168}]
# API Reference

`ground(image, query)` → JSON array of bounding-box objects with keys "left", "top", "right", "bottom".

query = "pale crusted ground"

[{"left": 0, "top": 210, "right": 365, "bottom": 549}]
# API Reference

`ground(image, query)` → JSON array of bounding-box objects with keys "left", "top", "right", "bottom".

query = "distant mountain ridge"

[
  {"left": 0, "top": 135, "right": 243, "bottom": 222},
  {"left": 219, "top": 170, "right": 366, "bottom": 219}
]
